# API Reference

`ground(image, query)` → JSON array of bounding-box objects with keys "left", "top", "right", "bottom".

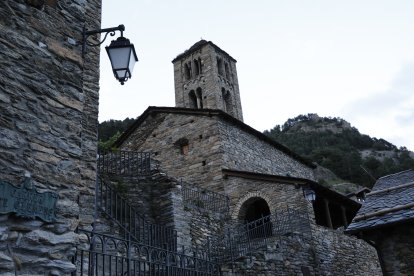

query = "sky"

[{"left": 99, "top": 0, "right": 414, "bottom": 151}]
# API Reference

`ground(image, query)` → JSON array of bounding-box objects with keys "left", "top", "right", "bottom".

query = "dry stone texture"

[{"left": 0, "top": 0, "right": 101, "bottom": 274}]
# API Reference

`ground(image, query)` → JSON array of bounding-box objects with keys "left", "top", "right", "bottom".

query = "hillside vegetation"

[
  {"left": 264, "top": 114, "right": 414, "bottom": 188},
  {"left": 98, "top": 118, "right": 135, "bottom": 151}
]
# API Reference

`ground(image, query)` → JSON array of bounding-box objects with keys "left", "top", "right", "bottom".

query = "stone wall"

[
  {"left": 223, "top": 176, "right": 308, "bottom": 220},
  {"left": 94, "top": 170, "right": 382, "bottom": 276},
  {"left": 180, "top": 184, "right": 229, "bottom": 253},
  {"left": 0, "top": 0, "right": 101, "bottom": 274},
  {"left": 121, "top": 111, "right": 314, "bottom": 193},
  {"left": 122, "top": 113, "right": 225, "bottom": 191},
  {"left": 100, "top": 172, "right": 228, "bottom": 254},
  {"left": 221, "top": 235, "right": 317, "bottom": 276},
  {"left": 312, "top": 225, "right": 382, "bottom": 275},
  {"left": 218, "top": 120, "right": 315, "bottom": 181},
  {"left": 369, "top": 223, "right": 414, "bottom": 275},
  {"left": 221, "top": 225, "right": 381, "bottom": 276}
]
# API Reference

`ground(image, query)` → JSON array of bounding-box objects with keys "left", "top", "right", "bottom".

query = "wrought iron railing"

[
  {"left": 98, "top": 151, "right": 153, "bottom": 176},
  {"left": 72, "top": 229, "right": 220, "bottom": 276},
  {"left": 97, "top": 176, "right": 177, "bottom": 251},
  {"left": 214, "top": 207, "right": 312, "bottom": 262},
  {"left": 182, "top": 185, "right": 230, "bottom": 214}
]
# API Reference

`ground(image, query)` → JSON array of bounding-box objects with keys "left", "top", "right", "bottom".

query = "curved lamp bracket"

[{"left": 82, "top": 24, "right": 125, "bottom": 57}]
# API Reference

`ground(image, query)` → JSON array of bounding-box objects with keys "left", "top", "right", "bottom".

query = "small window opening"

[
  {"left": 189, "top": 90, "right": 197, "bottom": 108},
  {"left": 217, "top": 57, "right": 223, "bottom": 76},
  {"left": 224, "top": 62, "right": 230, "bottom": 79},
  {"left": 222, "top": 89, "right": 233, "bottom": 116},
  {"left": 181, "top": 144, "right": 189, "bottom": 155},
  {"left": 174, "top": 138, "right": 189, "bottom": 155},
  {"left": 184, "top": 62, "right": 191, "bottom": 80},
  {"left": 196, "top": 87, "right": 203, "bottom": 109},
  {"left": 194, "top": 59, "right": 200, "bottom": 76},
  {"left": 202, "top": 160, "right": 206, "bottom": 166},
  {"left": 198, "top": 58, "right": 202, "bottom": 74}
]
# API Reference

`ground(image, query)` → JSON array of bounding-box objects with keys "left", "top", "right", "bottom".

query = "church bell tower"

[{"left": 172, "top": 40, "right": 244, "bottom": 121}]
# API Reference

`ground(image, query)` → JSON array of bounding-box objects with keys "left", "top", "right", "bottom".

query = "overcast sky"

[{"left": 99, "top": 0, "right": 414, "bottom": 151}]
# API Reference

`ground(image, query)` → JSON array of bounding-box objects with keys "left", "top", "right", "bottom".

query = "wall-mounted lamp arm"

[{"left": 82, "top": 24, "right": 125, "bottom": 56}]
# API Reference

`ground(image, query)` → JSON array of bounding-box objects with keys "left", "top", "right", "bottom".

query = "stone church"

[
  {"left": 0, "top": 0, "right": 383, "bottom": 274},
  {"left": 105, "top": 40, "right": 382, "bottom": 275}
]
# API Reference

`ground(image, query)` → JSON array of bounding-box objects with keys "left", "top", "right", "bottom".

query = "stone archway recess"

[{"left": 232, "top": 191, "right": 273, "bottom": 221}]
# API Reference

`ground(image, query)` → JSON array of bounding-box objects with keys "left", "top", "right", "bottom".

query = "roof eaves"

[{"left": 345, "top": 216, "right": 414, "bottom": 234}]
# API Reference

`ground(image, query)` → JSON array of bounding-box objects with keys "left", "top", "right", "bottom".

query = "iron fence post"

[
  {"left": 127, "top": 232, "right": 131, "bottom": 276},
  {"left": 227, "top": 229, "right": 234, "bottom": 272}
]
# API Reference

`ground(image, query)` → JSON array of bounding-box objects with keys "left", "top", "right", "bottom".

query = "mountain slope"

[{"left": 264, "top": 114, "right": 414, "bottom": 188}]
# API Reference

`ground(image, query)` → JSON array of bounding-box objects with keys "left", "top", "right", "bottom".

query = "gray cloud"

[{"left": 342, "top": 62, "right": 414, "bottom": 149}]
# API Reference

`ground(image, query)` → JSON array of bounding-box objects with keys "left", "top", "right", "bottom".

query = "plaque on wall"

[{"left": 0, "top": 177, "right": 59, "bottom": 222}]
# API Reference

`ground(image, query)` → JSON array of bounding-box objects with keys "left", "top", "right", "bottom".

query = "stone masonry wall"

[
  {"left": 221, "top": 176, "right": 381, "bottom": 275},
  {"left": 121, "top": 112, "right": 314, "bottom": 193},
  {"left": 221, "top": 235, "right": 317, "bottom": 276},
  {"left": 312, "top": 224, "right": 382, "bottom": 275},
  {"left": 218, "top": 120, "right": 315, "bottom": 181},
  {"left": 370, "top": 223, "right": 414, "bottom": 275},
  {"left": 98, "top": 172, "right": 226, "bottom": 254},
  {"left": 0, "top": 0, "right": 101, "bottom": 275},
  {"left": 179, "top": 182, "right": 229, "bottom": 253},
  {"left": 221, "top": 224, "right": 381, "bottom": 275},
  {"left": 223, "top": 176, "right": 308, "bottom": 220},
  {"left": 122, "top": 113, "right": 225, "bottom": 191}
]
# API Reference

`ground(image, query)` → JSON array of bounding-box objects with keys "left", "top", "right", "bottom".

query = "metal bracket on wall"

[{"left": 82, "top": 24, "right": 125, "bottom": 57}]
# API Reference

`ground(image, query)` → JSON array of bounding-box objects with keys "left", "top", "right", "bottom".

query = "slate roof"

[{"left": 346, "top": 169, "right": 414, "bottom": 233}]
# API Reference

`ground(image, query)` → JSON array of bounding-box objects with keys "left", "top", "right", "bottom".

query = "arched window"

[
  {"left": 194, "top": 59, "right": 200, "bottom": 76},
  {"left": 198, "top": 57, "right": 202, "bottom": 74},
  {"left": 184, "top": 63, "right": 191, "bottom": 80},
  {"left": 217, "top": 57, "right": 223, "bottom": 76},
  {"left": 189, "top": 88, "right": 203, "bottom": 109},
  {"left": 222, "top": 89, "right": 233, "bottom": 115},
  {"left": 224, "top": 62, "right": 230, "bottom": 80},
  {"left": 189, "top": 90, "right": 197, "bottom": 108},
  {"left": 238, "top": 197, "right": 272, "bottom": 239},
  {"left": 196, "top": 87, "right": 203, "bottom": 109}
]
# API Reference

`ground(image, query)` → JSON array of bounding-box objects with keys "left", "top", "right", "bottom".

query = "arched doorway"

[{"left": 238, "top": 197, "right": 272, "bottom": 239}]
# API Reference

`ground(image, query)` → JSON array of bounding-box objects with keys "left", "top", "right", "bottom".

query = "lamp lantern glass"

[
  {"left": 106, "top": 36, "right": 138, "bottom": 85},
  {"left": 303, "top": 186, "right": 316, "bottom": 202}
]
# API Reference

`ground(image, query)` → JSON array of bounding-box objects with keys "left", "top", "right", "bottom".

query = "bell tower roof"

[{"left": 172, "top": 40, "right": 237, "bottom": 63}]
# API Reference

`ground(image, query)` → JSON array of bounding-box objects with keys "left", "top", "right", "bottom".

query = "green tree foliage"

[
  {"left": 98, "top": 131, "right": 121, "bottom": 151},
  {"left": 98, "top": 118, "right": 135, "bottom": 141},
  {"left": 264, "top": 114, "right": 414, "bottom": 188},
  {"left": 98, "top": 118, "right": 135, "bottom": 151}
]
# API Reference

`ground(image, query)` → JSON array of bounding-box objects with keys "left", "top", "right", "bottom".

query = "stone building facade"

[
  {"left": 347, "top": 169, "right": 414, "bottom": 275},
  {"left": 111, "top": 40, "right": 383, "bottom": 275},
  {"left": 0, "top": 0, "right": 101, "bottom": 274},
  {"left": 0, "top": 3, "right": 384, "bottom": 272}
]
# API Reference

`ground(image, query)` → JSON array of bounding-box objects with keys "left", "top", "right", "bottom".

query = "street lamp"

[
  {"left": 106, "top": 36, "right": 138, "bottom": 85},
  {"left": 82, "top": 24, "right": 138, "bottom": 85}
]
